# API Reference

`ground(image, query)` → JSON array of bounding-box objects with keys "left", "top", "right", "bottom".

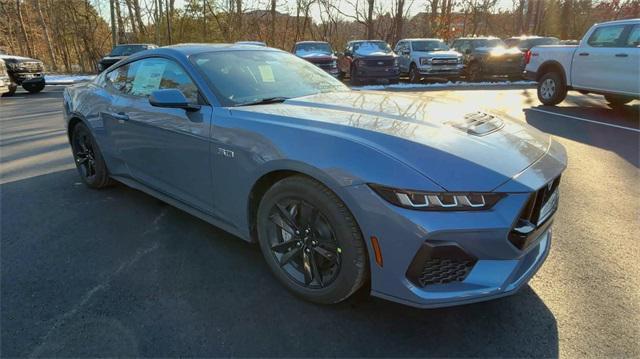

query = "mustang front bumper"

[{"left": 341, "top": 142, "right": 565, "bottom": 308}]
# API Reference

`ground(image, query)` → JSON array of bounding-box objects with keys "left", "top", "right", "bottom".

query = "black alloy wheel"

[
  {"left": 257, "top": 176, "right": 368, "bottom": 304},
  {"left": 266, "top": 199, "right": 341, "bottom": 289},
  {"left": 71, "top": 123, "right": 113, "bottom": 188}
]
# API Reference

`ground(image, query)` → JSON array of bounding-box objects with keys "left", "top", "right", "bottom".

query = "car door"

[
  {"left": 114, "top": 57, "right": 214, "bottom": 212},
  {"left": 571, "top": 23, "right": 628, "bottom": 94},
  {"left": 619, "top": 24, "right": 640, "bottom": 95}
]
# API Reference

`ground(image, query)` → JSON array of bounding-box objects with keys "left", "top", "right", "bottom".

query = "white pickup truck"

[{"left": 524, "top": 18, "right": 639, "bottom": 108}]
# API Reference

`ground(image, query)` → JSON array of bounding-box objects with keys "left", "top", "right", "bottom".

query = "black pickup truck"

[
  {"left": 97, "top": 43, "right": 157, "bottom": 72},
  {"left": 0, "top": 52, "right": 46, "bottom": 96}
]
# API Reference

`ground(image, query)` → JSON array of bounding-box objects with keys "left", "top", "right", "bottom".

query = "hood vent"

[{"left": 447, "top": 111, "right": 504, "bottom": 136}]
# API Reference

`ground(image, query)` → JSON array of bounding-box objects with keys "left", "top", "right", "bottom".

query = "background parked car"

[
  {"left": 292, "top": 41, "right": 339, "bottom": 77},
  {"left": 97, "top": 43, "right": 157, "bottom": 72},
  {"left": 0, "top": 53, "right": 46, "bottom": 96},
  {"left": 337, "top": 40, "right": 399, "bottom": 85},
  {"left": 0, "top": 59, "right": 10, "bottom": 95},
  {"left": 450, "top": 37, "right": 523, "bottom": 81},
  {"left": 559, "top": 39, "right": 580, "bottom": 45},
  {"left": 395, "top": 38, "right": 463, "bottom": 82},
  {"left": 524, "top": 18, "right": 639, "bottom": 107},
  {"left": 504, "top": 36, "right": 560, "bottom": 51}
]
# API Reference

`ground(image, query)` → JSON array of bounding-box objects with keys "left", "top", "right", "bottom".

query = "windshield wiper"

[{"left": 237, "top": 97, "right": 290, "bottom": 106}]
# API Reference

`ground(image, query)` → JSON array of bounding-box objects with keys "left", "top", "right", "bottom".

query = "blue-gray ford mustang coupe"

[{"left": 63, "top": 44, "right": 566, "bottom": 308}]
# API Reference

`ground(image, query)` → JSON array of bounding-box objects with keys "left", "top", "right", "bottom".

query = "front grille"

[
  {"left": 418, "top": 258, "right": 474, "bottom": 286},
  {"left": 18, "top": 61, "right": 44, "bottom": 72},
  {"left": 509, "top": 176, "right": 561, "bottom": 249},
  {"left": 362, "top": 59, "right": 394, "bottom": 67},
  {"left": 431, "top": 58, "right": 459, "bottom": 65}
]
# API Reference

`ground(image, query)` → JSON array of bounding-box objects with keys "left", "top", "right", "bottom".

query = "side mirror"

[
  {"left": 402, "top": 50, "right": 410, "bottom": 55},
  {"left": 149, "top": 89, "right": 200, "bottom": 112},
  {"left": 465, "top": 49, "right": 472, "bottom": 55}
]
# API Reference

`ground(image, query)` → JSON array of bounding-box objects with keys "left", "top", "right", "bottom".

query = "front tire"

[
  {"left": 537, "top": 72, "right": 567, "bottom": 106},
  {"left": 23, "top": 81, "right": 45, "bottom": 94},
  {"left": 256, "top": 176, "right": 368, "bottom": 304},
  {"left": 604, "top": 94, "right": 634, "bottom": 108},
  {"left": 409, "top": 63, "right": 420, "bottom": 83},
  {"left": 71, "top": 122, "right": 114, "bottom": 189},
  {"left": 2, "top": 84, "right": 17, "bottom": 97}
]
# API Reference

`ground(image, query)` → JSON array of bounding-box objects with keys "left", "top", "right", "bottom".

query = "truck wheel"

[
  {"left": 537, "top": 72, "right": 567, "bottom": 106},
  {"left": 409, "top": 64, "right": 420, "bottom": 83},
  {"left": 2, "top": 84, "right": 17, "bottom": 97},
  {"left": 466, "top": 62, "right": 482, "bottom": 82},
  {"left": 23, "top": 81, "right": 45, "bottom": 94},
  {"left": 604, "top": 95, "right": 634, "bottom": 109}
]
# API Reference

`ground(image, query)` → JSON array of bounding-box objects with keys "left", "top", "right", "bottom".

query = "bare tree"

[{"left": 15, "top": 0, "right": 33, "bottom": 57}]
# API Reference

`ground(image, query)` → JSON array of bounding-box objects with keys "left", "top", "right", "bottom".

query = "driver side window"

[{"left": 127, "top": 58, "right": 199, "bottom": 103}]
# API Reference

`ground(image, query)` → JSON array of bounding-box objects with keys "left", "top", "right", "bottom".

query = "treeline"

[{"left": 0, "top": 0, "right": 638, "bottom": 73}]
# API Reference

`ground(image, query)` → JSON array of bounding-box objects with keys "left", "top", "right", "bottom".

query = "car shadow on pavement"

[
  {"left": 524, "top": 105, "right": 639, "bottom": 168},
  {"left": 2, "top": 169, "right": 558, "bottom": 358}
]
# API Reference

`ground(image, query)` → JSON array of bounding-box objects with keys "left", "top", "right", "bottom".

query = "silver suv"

[{"left": 395, "top": 38, "right": 463, "bottom": 82}]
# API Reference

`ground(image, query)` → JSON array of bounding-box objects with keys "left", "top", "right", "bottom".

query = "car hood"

[
  {"left": 412, "top": 50, "right": 460, "bottom": 57},
  {"left": 230, "top": 91, "right": 557, "bottom": 191},
  {"left": 0, "top": 54, "right": 42, "bottom": 63}
]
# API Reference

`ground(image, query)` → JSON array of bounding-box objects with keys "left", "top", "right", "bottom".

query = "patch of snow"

[
  {"left": 45, "top": 74, "right": 96, "bottom": 85},
  {"left": 353, "top": 80, "right": 536, "bottom": 91}
]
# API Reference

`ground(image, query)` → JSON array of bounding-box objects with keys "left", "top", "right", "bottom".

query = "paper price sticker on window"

[{"left": 258, "top": 65, "right": 275, "bottom": 82}]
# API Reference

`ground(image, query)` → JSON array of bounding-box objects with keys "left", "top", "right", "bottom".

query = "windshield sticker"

[{"left": 258, "top": 65, "right": 275, "bottom": 82}]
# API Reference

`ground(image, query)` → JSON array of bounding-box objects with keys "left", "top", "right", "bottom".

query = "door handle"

[
  {"left": 615, "top": 53, "right": 629, "bottom": 57},
  {"left": 111, "top": 112, "right": 129, "bottom": 122},
  {"left": 578, "top": 52, "right": 589, "bottom": 56}
]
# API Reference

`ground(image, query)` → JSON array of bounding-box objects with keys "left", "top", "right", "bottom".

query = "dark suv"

[
  {"left": 0, "top": 52, "right": 46, "bottom": 96},
  {"left": 97, "top": 43, "right": 157, "bottom": 72},
  {"left": 504, "top": 36, "right": 560, "bottom": 52},
  {"left": 292, "top": 41, "right": 339, "bottom": 77},
  {"left": 450, "top": 37, "right": 523, "bottom": 81},
  {"left": 337, "top": 40, "right": 399, "bottom": 85}
]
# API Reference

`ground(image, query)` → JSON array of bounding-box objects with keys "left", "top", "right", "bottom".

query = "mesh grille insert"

[{"left": 418, "top": 258, "right": 474, "bottom": 286}]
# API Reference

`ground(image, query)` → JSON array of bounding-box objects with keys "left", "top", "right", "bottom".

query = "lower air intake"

[{"left": 418, "top": 258, "right": 474, "bottom": 286}]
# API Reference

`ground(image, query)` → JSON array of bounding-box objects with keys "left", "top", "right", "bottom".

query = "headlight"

[
  {"left": 393, "top": 58, "right": 399, "bottom": 66},
  {"left": 369, "top": 184, "right": 504, "bottom": 211},
  {"left": 6, "top": 62, "right": 18, "bottom": 70},
  {"left": 457, "top": 57, "right": 463, "bottom": 64},
  {"left": 331, "top": 60, "right": 337, "bottom": 68},
  {"left": 420, "top": 57, "right": 432, "bottom": 65}
]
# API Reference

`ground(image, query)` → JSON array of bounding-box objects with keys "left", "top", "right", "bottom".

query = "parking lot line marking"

[
  {"left": 529, "top": 108, "right": 640, "bottom": 133},
  {"left": 2, "top": 110, "right": 63, "bottom": 121}
]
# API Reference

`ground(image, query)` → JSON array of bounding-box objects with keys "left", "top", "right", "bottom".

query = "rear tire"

[
  {"left": 537, "top": 71, "right": 567, "bottom": 106},
  {"left": 604, "top": 94, "right": 634, "bottom": 108},
  {"left": 256, "top": 176, "right": 368, "bottom": 305},
  {"left": 71, "top": 122, "right": 114, "bottom": 189}
]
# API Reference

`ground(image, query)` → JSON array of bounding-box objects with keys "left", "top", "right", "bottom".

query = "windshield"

[
  {"left": 295, "top": 43, "right": 332, "bottom": 56},
  {"left": 353, "top": 41, "right": 392, "bottom": 55},
  {"left": 192, "top": 50, "right": 348, "bottom": 107},
  {"left": 411, "top": 40, "right": 449, "bottom": 52},
  {"left": 472, "top": 39, "right": 506, "bottom": 48},
  {"left": 110, "top": 45, "right": 149, "bottom": 56}
]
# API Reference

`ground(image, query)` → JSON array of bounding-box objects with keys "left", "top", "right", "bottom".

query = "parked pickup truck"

[{"left": 524, "top": 18, "right": 639, "bottom": 107}]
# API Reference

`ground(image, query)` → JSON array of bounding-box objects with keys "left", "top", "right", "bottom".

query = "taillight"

[{"left": 524, "top": 50, "right": 532, "bottom": 65}]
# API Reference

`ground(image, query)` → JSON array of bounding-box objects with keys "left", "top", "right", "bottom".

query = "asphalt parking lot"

[{"left": 1, "top": 85, "right": 639, "bottom": 357}]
